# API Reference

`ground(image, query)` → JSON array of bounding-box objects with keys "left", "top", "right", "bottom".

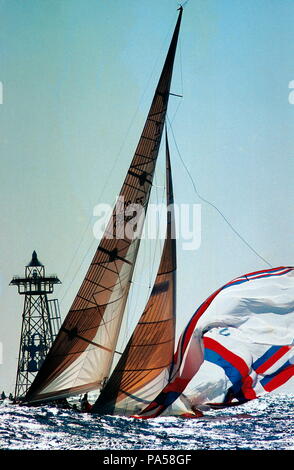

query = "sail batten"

[{"left": 25, "top": 9, "right": 183, "bottom": 404}]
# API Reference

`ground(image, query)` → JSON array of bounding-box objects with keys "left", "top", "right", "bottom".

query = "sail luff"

[
  {"left": 91, "top": 128, "right": 177, "bottom": 415},
  {"left": 25, "top": 9, "right": 183, "bottom": 404}
]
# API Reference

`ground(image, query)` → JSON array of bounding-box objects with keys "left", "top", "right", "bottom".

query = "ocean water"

[{"left": 0, "top": 394, "right": 292, "bottom": 451}]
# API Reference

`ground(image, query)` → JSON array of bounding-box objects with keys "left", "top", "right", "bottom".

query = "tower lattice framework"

[{"left": 10, "top": 251, "right": 61, "bottom": 400}]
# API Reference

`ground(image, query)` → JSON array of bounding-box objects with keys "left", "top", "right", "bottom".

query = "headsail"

[
  {"left": 92, "top": 129, "right": 177, "bottom": 415},
  {"left": 25, "top": 8, "right": 183, "bottom": 404}
]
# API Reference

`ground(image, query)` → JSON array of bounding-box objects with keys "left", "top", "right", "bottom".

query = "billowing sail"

[
  {"left": 25, "top": 8, "right": 183, "bottom": 404},
  {"left": 183, "top": 326, "right": 294, "bottom": 410},
  {"left": 92, "top": 129, "right": 176, "bottom": 415},
  {"left": 139, "top": 266, "right": 294, "bottom": 417}
]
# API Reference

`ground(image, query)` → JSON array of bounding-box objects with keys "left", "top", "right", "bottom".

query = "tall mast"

[
  {"left": 91, "top": 128, "right": 177, "bottom": 415},
  {"left": 25, "top": 8, "right": 183, "bottom": 404}
]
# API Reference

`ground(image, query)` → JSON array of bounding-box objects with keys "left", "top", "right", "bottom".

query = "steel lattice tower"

[{"left": 10, "top": 251, "right": 61, "bottom": 400}]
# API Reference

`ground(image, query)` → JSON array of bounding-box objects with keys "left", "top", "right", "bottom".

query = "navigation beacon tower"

[{"left": 10, "top": 251, "right": 61, "bottom": 400}]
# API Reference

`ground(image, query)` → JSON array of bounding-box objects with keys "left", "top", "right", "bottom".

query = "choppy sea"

[{"left": 0, "top": 394, "right": 293, "bottom": 451}]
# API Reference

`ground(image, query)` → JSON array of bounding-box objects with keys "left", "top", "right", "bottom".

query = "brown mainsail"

[
  {"left": 25, "top": 8, "right": 183, "bottom": 404},
  {"left": 91, "top": 129, "right": 177, "bottom": 415}
]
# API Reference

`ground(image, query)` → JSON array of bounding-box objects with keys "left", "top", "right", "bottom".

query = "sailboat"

[
  {"left": 24, "top": 6, "right": 183, "bottom": 414},
  {"left": 22, "top": 6, "right": 294, "bottom": 416}
]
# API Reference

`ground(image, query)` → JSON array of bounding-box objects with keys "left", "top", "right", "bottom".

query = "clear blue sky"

[{"left": 0, "top": 0, "right": 293, "bottom": 393}]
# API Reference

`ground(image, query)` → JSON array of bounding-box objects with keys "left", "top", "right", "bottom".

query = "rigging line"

[
  {"left": 123, "top": 233, "right": 150, "bottom": 349},
  {"left": 124, "top": 242, "right": 145, "bottom": 325},
  {"left": 179, "top": 0, "right": 190, "bottom": 8},
  {"left": 150, "top": 168, "right": 160, "bottom": 286},
  {"left": 116, "top": 242, "right": 145, "bottom": 351},
  {"left": 58, "top": 207, "right": 110, "bottom": 306},
  {"left": 58, "top": 15, "right": 178, "bottom": 299},
  {"left": 179, "top": 34, "right": 184, "bottom": 97},
  {"left": 59, "top": 217, "right": 94, "bottom": 296},
  {"left": 59, "top": 195, "right": 117, "bottom": 306},
  {"left": 148, "top": 164, "right": 166, "bottom": 297},
  {"left": 170, "top": 93, "right": 183, "bottom": 125},
  {"left": 123, "top": 173, "right": 165, "bottom": 350},
  {"left": 168, "top": 36, "right": 184, "bottom": 125},
  {"left": 166, "top": 116, "right": 273, "bottom": 268},
  {"left": 60, "top": 236, "right": 97, "bottom": 306},
  {"left": 149, "top": 171, "right": 158, "bottom": 290},
  {"left": 91, "top": 11, "right": 178, "bottom": 202},
  {"left": 126, "top": 152, "right": 166, "bottom": 343}
]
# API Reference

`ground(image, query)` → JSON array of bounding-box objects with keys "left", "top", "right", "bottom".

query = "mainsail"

[
  {"left": 92, "top": 129, "right": 177, "bottom": 415},
  {"left": 25, "top": 8, "right": 183, "bottom": 404}
]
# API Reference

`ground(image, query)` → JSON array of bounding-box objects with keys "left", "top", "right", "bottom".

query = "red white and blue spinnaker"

[{"left": 138, "top": 266, "right": 294, "bottom": 418}]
